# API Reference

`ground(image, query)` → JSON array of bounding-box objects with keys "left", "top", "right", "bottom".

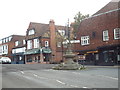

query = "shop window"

[
  {"left": 114, "top": 28, "right": 120, "bottom": 39},
  {"left": 103, "top": 30, "right": 109, "bottom": 41},
  {"left": 96, "top": 54, "right": 99, "bottom": 60},
  {"left": 118, "top": 55, "right": 120, "bottom": 61}
]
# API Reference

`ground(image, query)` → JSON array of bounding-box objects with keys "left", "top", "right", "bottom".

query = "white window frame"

[
  {"left": 57, "top": 42, "right": 61, "bottom": 47},
  {"left": 81, "top": 36, "right": 90, "bottom": 45},
  {"left": 58, "top": 30, "right": 65, "bottom": 36},
  {"left": 15, "top": 41, "right": 19, "bottom": 46},
  {"left": 23, "top": 40, "right": 26, "bottom": 45},
  {"left": 45, "top": 41, "right": 49, "bottom": 47},
  {"left": 34, "top": 39, "right": 39, "bottom": 48},
  {"left": 0, "top": 40, "right": 2, "bottom": 44},
  {"left": 3, "top": 39, "right": 5, "bottom": 43},
  {"left": 2, "top": 44, "right": 8, "bottom": 54},
  {"left": 8, "top": 36, "right": 12, "bottom": 41},
  {"left": 6, "top": 38, "right": 8, "bottom": 43},
  {"left": 114, "top": 28, "right": 120, "bottom": 39},
  {"left": 0, "top": 46, "right": 2, "bottom": 55},
  {"left": 28, "top": 29, "right": 35, "bottom": 35},
  {"left": 103, "top": 30, "right": 109, "bottom": 41},
  {"left": 27, "top": 40, "right": 32, "bottom": 49}
]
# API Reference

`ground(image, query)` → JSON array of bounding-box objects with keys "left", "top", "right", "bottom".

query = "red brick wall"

[
  {"left": 49, "top": 20, "right": 57, "bottom": 62},
  {"left": 75, "top": 10, "right": 119, "bottom": 51},
  {"left": 41, "top": 38, "right": 50, "bottom": 47}
]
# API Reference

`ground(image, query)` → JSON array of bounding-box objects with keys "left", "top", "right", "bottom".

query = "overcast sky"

[{"left": 0, "top": 0, "right": 111, "bottom": 39}]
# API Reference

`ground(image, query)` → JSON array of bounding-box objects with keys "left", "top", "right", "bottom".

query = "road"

[{"left": 1, "top": 64, "right": 119, "bottom": 89}]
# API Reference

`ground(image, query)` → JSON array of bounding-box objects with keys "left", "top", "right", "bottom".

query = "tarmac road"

[{"left": 1, "top": 64, "right": 119, "bottom": 89}]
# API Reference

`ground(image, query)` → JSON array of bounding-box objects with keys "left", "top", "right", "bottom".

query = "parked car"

[{"left": 0, "top": 57, "right": 11, "bottom": 64}]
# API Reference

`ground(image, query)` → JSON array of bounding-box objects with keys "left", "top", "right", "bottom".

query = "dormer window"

[
  {"left": 28, "top": 29, "right": 35, "bottom": 35},
  {"left": 58, "top": 30, "right": 65, "bottom": 36},
  {"left": 8, "top": 36, "right": 12, "bottom": 41}
]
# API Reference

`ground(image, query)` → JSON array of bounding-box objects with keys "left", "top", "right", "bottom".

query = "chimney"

[
  {"left": 49, "top": 19, "right": 57, "bottom": 62},
  {"left": 49, "top": 19, "right": 55, "bottom": 24}
]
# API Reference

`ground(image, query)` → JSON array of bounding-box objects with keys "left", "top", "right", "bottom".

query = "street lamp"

[{"left": 39, "top": 37, "right": 43, "bottom": 63}]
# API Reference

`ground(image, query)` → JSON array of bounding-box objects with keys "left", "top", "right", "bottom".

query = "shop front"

[
  {"left": 77, "top": 44, "right": 120, "bottom": 65},
  {"left": 97, "top": 45, "right": 120, "bottom": 65},
  {"left": 24, "top": 47, "right": 52, "bottom": 64},
  {"left": 12, "top": 52, "right": 25, "bottom": 64}
]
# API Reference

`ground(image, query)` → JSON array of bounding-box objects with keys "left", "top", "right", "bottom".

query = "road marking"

[
  {"left": 33, "top": 74, "right": 38, "bottom": 77},
  {"left": 72, "top": 72, "right": 81, "bottom": 75},
  {"left": 83, "top": 86, "right": 88, "bottom": 88},
  {"left": 20, "top": 71, "right": 24, "bottom": 74},
  {"left": 70, "top": 85, "right": 78, "bottom": 88},
  {"left": 98, "top": 75, "right": 118, "bottom": 80},
  {"left": 56, "top": 80, "right": 66, "bottom": 85},
  {"left": 33, "top": 73, "right": 50, "bottom": 80}
]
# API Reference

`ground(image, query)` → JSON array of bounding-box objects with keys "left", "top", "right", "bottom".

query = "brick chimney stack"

[{"left": 49, "top": 19, "right": 57, "bottom": 62}]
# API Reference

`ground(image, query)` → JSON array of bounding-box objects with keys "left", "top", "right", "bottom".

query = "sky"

[{"left": 0, "top": 0, "right": 111, "bottom": 39}]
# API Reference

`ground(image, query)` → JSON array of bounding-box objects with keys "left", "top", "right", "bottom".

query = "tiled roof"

[
  {"left": 93, "top": 0, "right": 119, "bottom": 16},
  {"left": 26, "top": 22, "right": 49, "bottom": 40},
  {"left": 12, "top": 35, "right": 26, "bottom": 49},
  {"left": 26, "top": 22, "right": 66, "bottom": 40}
]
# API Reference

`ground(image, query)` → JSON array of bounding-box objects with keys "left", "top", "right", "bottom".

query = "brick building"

[
  {"left": 24, "top": 20, "right": 66, "bottom": 64},
  {"left": 0, "top": 35, "right": 26, "bottom": 63},
  {"left": 75, "top": 0, "right": 120, "bottom": 65},
  {"left": 12, "top": 36, "right": 26, "bottom": 64}
]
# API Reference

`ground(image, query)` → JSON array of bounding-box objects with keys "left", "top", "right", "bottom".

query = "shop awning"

[
  {"left": 24, "top": 48, "right": 52, "bottom": 55},
  {"left": 12, "top": 52, "right": 24, "bottom": 56},
  {"left": 24, "top": 49, "right": 40, "bottom": 55}
]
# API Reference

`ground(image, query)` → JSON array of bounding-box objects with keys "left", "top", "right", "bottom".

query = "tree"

[{"left": 72, "top": 12, "right": 89, "bottom": 38}]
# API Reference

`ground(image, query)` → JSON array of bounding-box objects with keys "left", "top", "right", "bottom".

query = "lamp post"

[
  {"left": 39, "top": 37, "right": 43, "bottom": 63},
  {"left": 40, "top": 47, "right": 43, "bottom": 63}
]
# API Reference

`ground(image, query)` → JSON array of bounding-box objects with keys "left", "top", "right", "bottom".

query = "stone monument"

[{"left": 52, "top": 20, "right": 81, "bottom": 70}]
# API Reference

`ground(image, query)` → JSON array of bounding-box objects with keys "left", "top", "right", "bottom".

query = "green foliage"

[
  {"left": 74, "top": 12, "right": 89, "bottom": 23},
  {"left": 72, "top": 12, "right": 89, "bottom": 36}
]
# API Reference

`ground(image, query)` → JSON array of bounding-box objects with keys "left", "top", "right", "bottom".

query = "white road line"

[
  {"left": 98, "top": 75, "right": 118, "bottom": 80},
  {"left": 20, "top": 71, "right": 24, "bottom": 74},
  {"left": 70, "top": 85, "right": 78, "bottom": 88},
  {"left": 83, "top": 86, "right": 88, "bottom": 88},
  {"left": 33, "top": 74, "right": 38, "bottom": 77},
  {"left": 56, "top": 80, "right": 66, "bottom": 85},
  {"left": 33, "top": 74, "right": 50, "bottom": 80},
  {"left": 72, "top": 72, "right": 80, "bottom": 75}
]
